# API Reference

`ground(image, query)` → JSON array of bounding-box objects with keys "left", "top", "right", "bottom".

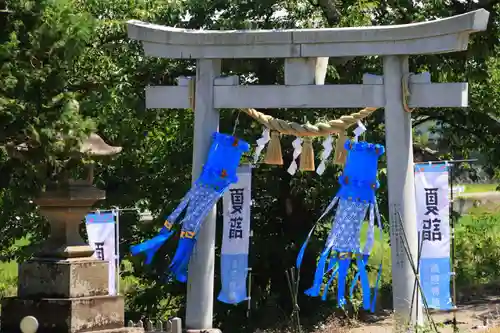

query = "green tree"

[{"left": 0, "top": 0, "right": 97, "bottom": 256}]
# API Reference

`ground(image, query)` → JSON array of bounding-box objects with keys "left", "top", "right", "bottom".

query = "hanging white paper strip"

[
  {"left": 253, "top": 128, "right": 271, "bottom": 164},
  {"left": 353, "top": 120, "right": 367, "bottom": 142},
  {"left": 287, "top": 137, "right": 303, "bottom": 175},
  {"left": 316, "top": 135, "right": 333, "bottom": 175}
]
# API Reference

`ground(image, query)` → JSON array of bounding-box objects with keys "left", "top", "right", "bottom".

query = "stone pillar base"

[
  {"left": 1, "top": 257, "right": 143, "bottom": 333},
  {"left": 1, "top": 295, "right": 124, "bottom": 333},
  {"left": 18, "top": 258, "right": 109, "bottom": 298}
]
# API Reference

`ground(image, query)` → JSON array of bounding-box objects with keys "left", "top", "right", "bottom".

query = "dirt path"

[{"left": 349, "top": 296, "right": 500, "bottom": 332}]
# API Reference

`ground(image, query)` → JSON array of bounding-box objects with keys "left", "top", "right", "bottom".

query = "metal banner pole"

[{"left": 114, "top": 208, "right": 121, "bottom": 295}]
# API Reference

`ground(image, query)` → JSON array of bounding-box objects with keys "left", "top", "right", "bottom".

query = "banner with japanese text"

[
  {"left": 415, "top": 164, "right": 453, "bottom": 310},
  {"left": 85, "top": 212, "right": 117, "bottom": 296},
  {"left": 218, "top": 164, "right": 252, "bottom": 304}
]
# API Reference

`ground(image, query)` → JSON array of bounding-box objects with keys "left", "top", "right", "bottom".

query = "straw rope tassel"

[
  {"left": 333, "top": 132, "right": 348, "bottom": 165},
  {"left": 300, "top": 137, "right": 315, "bottom": 171},
  {"left": 264, "top": 131, "right": 284, "bottom": 165}
]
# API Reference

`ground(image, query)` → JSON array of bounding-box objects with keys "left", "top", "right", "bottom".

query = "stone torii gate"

[{"left": 127, "top": 9, "right": 489, "bottom": 331}]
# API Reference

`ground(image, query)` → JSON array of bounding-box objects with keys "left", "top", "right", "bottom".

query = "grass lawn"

[
  {"left": 0, "top": 260, "right": 17, "bottom": 280},
  {"left": 462, "top": 183, "right": 499, "bottom": 193},
  {"left": 0, "top": 260, "right": 17, "bottom": 296},
  {"left": 0, "top": 237, "right": 30, "bottom": 297}
]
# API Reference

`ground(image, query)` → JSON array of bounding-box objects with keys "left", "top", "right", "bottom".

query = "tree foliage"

[{"left": 0, "top": 0, "right": 499, "bottom": 330}]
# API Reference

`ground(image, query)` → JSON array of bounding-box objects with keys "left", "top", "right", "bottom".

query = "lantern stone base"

[
  {"left": 17, "top": 258, "right": 109, "bottom": 298},
  {"left": 0, "top": 257, "right": 142, "bottom": 333}
]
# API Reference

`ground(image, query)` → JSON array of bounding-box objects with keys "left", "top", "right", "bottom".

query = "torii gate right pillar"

[{"left": 383, "top": 55, "right": 421, "bottom": 325}]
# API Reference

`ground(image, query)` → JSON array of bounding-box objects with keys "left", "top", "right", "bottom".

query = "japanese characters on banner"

[
  {"left": 414, "top": 164, "right": 453, "bottom": 310},
  {"left": 85, "top": 212, "right": 117, "bottom": 296},
  {"left": 218, "top": 164, "right": 252, "bottom": 304}
]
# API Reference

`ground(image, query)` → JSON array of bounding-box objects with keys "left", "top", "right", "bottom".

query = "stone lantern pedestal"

[{"left": 1, "top": 135, "right": 142, "bottom": 333}]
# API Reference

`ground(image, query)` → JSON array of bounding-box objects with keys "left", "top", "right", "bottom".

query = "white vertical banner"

[
  {"left": 218, "top": 164, "right": 252, "bottom": 304},
  {"left": 85, "top": 212, "right": 117, "bottom": 296},
  {"left": 414, "top": 164, "right": 453, "bottom": 310}
]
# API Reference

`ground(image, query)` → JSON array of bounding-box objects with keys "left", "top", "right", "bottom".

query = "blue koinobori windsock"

[
  {"left": 296, "top": 139, "right": 385, "bottom": 312},
  {"left": 131, "top": 133, "right": 250, "bottom": 282}
]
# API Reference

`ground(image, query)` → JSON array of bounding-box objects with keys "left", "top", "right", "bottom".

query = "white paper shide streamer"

[
  {"left": 253, "top": 128, "right": 271, "bottom": 164},
  {"left": 316, "top": 135, "right": 333, "bottom": 175},
  {"left": 353, "top": 120, "right": 367, "bottom": 142},
  {"left": 287, "top": 137, "right": 303, "bottom": 175}
]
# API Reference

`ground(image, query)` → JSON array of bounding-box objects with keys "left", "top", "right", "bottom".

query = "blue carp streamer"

[
  {"left": 297, "top": 140, "right": 385, "bottom": 312},
  {"left": 131, "top": 133, "right": 249, "bottom": 282}
]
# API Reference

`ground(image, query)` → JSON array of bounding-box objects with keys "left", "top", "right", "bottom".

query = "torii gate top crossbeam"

[{"left": 127, "top": 9, "right": 489, "bottom": 59}]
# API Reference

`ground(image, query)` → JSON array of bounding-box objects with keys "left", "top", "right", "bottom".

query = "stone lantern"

[
  {"left": 32, "top": 133, "right": 122, "bottom": 259},
  {"left": 1, "top": 134, "right": 141, "bottom": 333}
]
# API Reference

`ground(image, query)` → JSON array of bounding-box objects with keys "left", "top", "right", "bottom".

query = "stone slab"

[
  {"left": 18, "top": 258, "right": 109, "bottom": 298},
  {"left": 1, "top": 295, "right": 124, "bottom": 333}
]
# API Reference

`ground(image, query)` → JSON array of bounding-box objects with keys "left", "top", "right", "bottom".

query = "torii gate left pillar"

[{"left": 128, "top": 9, "right": 489, "bottom": 332}]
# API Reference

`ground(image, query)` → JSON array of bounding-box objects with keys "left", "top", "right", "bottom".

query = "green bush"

[{"left": 455, "top": 213, "right": 500, "bottom": 288}]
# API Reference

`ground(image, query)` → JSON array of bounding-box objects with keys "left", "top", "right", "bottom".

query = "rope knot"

[{"left": 402, "top": 73, "right": 414, "bottom": 113}]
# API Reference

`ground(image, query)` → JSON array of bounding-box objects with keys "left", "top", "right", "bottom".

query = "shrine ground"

[
  {"left": 345, "top": 293, "right": 500, "bottom": 332},
  {"left": 310, "top": 284, "right": 500, "bottom": 332}
]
